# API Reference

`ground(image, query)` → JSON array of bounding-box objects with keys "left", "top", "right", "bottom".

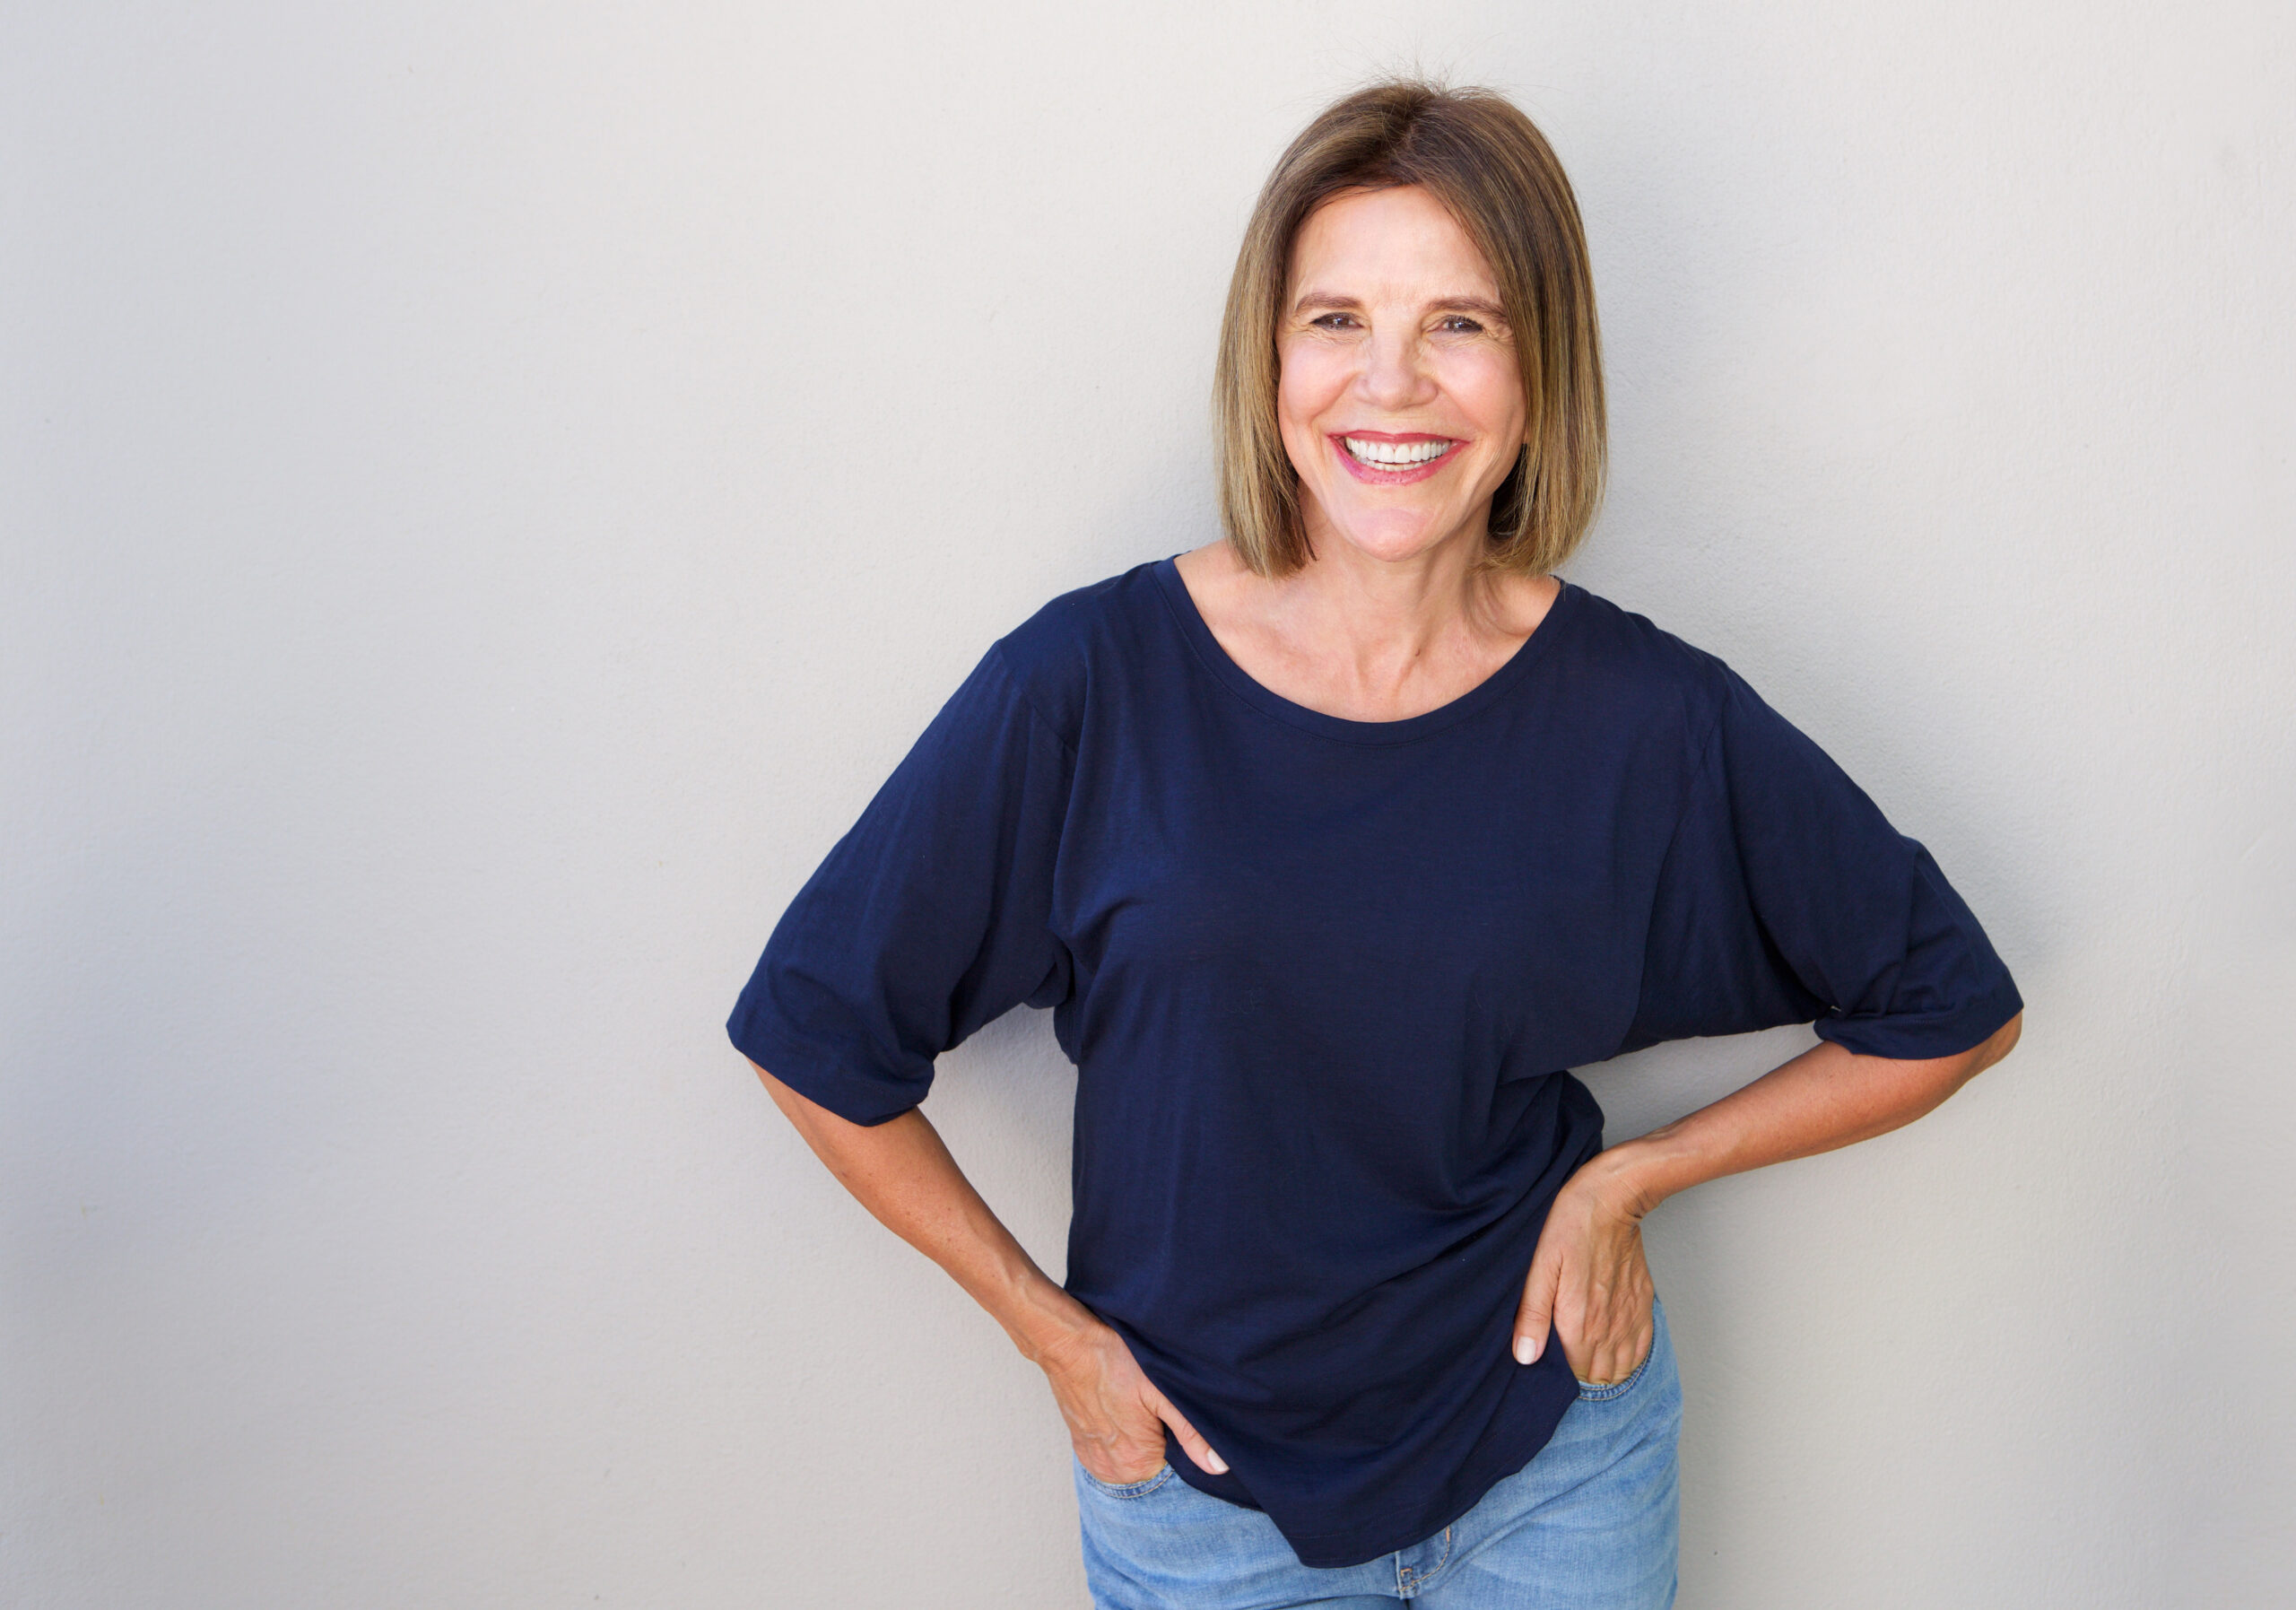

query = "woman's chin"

[{"left": 1314, "top": 508, "right": 1477, "bottom": 568}]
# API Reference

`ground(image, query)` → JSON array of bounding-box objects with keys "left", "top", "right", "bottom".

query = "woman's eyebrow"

[
  {"left": 1288, "top": 291, "right": 1509, "bottom": 320},
  {"left": 1429, "top": 296, "right": 1509, "bottom": 320}
]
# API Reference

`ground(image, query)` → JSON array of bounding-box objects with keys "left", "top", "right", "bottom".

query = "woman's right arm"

[{"left": 752, "top": 1059, "right": 1228, "bottom": 1484}]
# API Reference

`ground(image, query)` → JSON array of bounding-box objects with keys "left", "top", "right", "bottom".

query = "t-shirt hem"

[
  {"left": 1260, "top": 1416, "right": 1567, "bottom": 1570},
  {"left": 1816, "top": 974, "right": 2024, "bottom": 1063}
]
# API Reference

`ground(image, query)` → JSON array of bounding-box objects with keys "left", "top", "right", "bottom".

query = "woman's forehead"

[{"left": 1287, "top": 186, "right": 1500, "bottom": 303}]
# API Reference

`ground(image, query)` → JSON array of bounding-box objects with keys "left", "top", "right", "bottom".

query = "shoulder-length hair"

[{"left": 1213, "top": 80, "right": 1606, "bottom": 579}]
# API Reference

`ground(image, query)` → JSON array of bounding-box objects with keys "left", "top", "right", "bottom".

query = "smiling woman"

[
  {"left": 1178, "top": 177, "right": 1569, "bottom": 725},
  {"left": 729, "top": 77, "right": 2022, "bottom": 1610},
  {"left": 1217, "top": 83, "right": 1603, "bottom": 582},
  {"left": 1283, "top": 187, "right": 1530, "bottom": 543}
]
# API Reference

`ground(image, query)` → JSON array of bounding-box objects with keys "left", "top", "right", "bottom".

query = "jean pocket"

[
  {"left": 1574, "top": 1342, "right": 1657, "bottom": 1400},
  {"left": 1573, "top": 1303, "right": 1665, "bottom": 1402},
  {"left": 1076, "top": 1457, "right": 1175, "bottom": 1499}
]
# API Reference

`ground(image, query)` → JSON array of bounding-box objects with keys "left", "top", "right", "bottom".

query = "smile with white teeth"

[{"left": 1343, "top": 436, "right": 1455, "bottom": 467}]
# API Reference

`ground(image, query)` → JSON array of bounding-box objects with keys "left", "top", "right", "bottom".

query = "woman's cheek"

[
  {"left": 1277, "top": 340, "right": 1353, "bottom": 414},
  {"left": 1443, "top": 349, "right": 1526, "bottom": 434}
]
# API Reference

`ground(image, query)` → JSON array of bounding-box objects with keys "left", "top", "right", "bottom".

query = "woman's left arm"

[{"left": 1513, "top": 1010, "right": 2023, "bottom": 1383}]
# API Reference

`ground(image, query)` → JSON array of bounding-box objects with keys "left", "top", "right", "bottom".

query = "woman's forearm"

[
  {"left": 1581, "top": 1012, "right": 2024, "bottom": 1220},
  {"left": 750, "top": 1060, "right": 1096, "bottom": 1365},
  {"left": 755, "top": 1060, "right": 1234, "bottom": 1476}
]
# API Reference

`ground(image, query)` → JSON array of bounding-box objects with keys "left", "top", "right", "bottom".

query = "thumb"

[
  {"left": 1513, "top": 1247, "right": 1561, "bottom": 1365},
  {"left": 1145, "top": 1387, "right": 1229, "bottom": 1475}
]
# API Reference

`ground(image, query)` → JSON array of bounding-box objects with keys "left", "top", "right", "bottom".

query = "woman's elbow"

[
  {"left": 1965, "top": 1009, "right": 2023, "bottom": 1080},
  {"left": 750, "top": 1057, "right": 823, "bottom": 1128}
]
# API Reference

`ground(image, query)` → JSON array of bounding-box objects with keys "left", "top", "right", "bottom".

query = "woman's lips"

[{"left": 1329, "top": 431, "right": 1461, "bottom": 485}]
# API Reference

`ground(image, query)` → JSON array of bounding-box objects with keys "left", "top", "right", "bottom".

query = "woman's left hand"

[{"left": 1512, "top": 1158, "right": 1655, "bottom": 1385}]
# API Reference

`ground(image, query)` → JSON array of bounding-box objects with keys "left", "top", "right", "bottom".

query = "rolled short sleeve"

[
  {"left": 726, "top": 643, "right": 1076, "bottom": 1125},
  {"left": 1624, "top": 665, "right": 2022, "bottom": 1060}
]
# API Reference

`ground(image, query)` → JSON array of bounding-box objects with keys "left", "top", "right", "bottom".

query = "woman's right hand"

[{"left": 1035, "top": 1314, "right": 1228, "bottom": 1484}]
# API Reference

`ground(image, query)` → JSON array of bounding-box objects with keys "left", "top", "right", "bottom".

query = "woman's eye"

[
  {"left": 1436, "top": 316, "right": 1485, "bottom": 335},
  {"left": 1310, "top": 312, "right": 1358, "bottom": 330}
]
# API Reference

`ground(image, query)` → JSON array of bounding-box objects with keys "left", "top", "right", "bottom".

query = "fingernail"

[
  {"left": 1514, "top": 1336, "right": 1538, "bottom": 1365},
  {"left": 1205, "top": 1449, "right": 1229, "bottom": 1474}
]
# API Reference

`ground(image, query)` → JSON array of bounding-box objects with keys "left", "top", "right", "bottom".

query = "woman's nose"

[{"left": 1357, "top": 330, "right": 1431, "bottom": 411}]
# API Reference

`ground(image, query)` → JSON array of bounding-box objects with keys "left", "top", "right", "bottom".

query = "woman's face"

[{"left": 1276, "top": 184, "right": 1528, "bottom": 568}]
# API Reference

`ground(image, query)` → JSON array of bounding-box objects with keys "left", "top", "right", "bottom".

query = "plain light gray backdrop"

[{"left": 4, "top": 3, "right": 2290, "bottom": 1606}]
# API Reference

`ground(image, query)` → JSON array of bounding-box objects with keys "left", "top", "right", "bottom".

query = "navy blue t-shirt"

[{"left": 728, "top": 556, "right": 2022, "bottom": 1569}]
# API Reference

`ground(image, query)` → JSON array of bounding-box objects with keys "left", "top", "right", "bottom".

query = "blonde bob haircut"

[{"left": 1214, "top": 80, "right": 1605, "bottom": 579}]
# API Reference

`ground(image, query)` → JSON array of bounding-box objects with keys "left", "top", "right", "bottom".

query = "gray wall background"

[{"left": 4, "top": 3, "right": 2290, "bottom": 1606}]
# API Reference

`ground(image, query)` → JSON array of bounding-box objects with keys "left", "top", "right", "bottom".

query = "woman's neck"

[{"left": 1171, "top": 531, "right": 1560, "bottom": 724}]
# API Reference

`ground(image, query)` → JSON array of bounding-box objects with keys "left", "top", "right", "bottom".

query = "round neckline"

[{"left": 1149, "top": 555, "right": 1578, "bottom": 746}]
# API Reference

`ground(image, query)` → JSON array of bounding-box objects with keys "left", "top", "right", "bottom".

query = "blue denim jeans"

[{"left": 1074, "top": 1295, "right": 1681, "bottom": 1609}]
